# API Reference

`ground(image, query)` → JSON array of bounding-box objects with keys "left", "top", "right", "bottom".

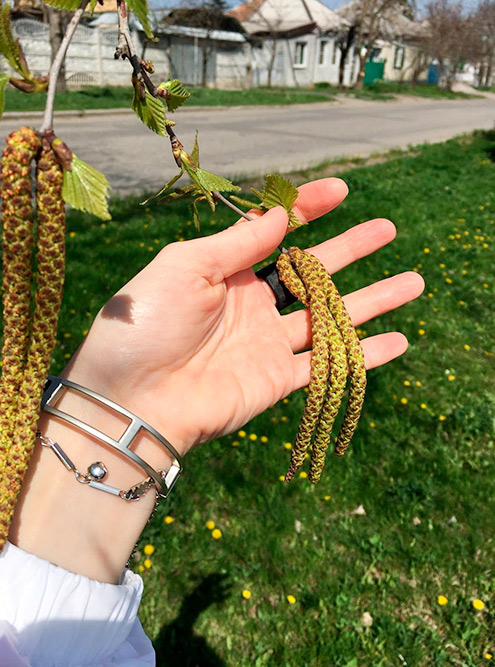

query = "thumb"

[{"left": 197, "top": 206, "right": 288, "bottom": 283}]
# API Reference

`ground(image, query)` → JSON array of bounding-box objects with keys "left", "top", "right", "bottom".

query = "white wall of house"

[{"left": 377, "top": 41, "right": 428, "bottom": 83}]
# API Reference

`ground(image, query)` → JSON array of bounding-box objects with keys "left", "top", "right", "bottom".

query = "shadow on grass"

[{"left": 154, "top": 573, "right": 230, "bottom": 667}]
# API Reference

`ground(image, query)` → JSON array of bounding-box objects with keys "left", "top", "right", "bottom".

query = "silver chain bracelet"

[{"left": 37, "top": 431, "right": 167, "bottom": 502}]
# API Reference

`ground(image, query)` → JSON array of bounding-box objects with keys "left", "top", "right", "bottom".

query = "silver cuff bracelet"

[{"left": 41, "top": 375, "right": 183, "bottom": 499}]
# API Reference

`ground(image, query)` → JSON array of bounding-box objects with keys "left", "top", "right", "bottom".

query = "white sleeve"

[{"left": 0, "top": 541, "right": 156, "bottom": 666}]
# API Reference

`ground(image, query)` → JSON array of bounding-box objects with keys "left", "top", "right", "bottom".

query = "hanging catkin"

[
  {"left": 0, "top": 128, "right": 40, "bottom": 446},
  {"left": 0, "top": 137, "right": 66, "bottom": 547},
  {"left": 276, "top": 246, "right": 367, "bottom": 482}
]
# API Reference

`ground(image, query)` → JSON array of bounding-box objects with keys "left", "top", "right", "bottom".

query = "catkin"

[
  {"left": 276, "top": 246, "right": 367, "bottom": 483},
  {"left": 277, "top": 250, "right": 332, "bottom": 481},
  {"left": 0, "top": 128, "right": 40, "bottom": 445},
  {"left": 0, "top": 138, "right": 66, "bottom": 547}
]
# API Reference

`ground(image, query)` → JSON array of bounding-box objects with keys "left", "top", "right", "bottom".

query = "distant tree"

[
  {"left": 335, "top": 0, "right": 417, "bottom": 88},
  {"left": 42, "top": 6, "right": 71, "bottom": 93},
  {"left": 424, "top": 0, "right": 475, "bottom": 90}
]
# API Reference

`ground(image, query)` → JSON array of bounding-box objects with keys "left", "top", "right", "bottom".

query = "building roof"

[{"left": 228, "top": 0, "right": 343, "bottom": 35}]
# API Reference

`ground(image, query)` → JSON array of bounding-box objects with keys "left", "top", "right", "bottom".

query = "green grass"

[
  {"left": 52, "top": 132, "right": 495, "bottom": 665},
  {"left": 3, "top": 81, "right": 478, "bottom": 113}
]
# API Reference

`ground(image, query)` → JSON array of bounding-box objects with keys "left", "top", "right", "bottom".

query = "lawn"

[
  {"left": 52, "top": 131, "right": 495, "bottom": 665},
  {"left": 3, "top": 81, "right": 478, "bottom": 113}
]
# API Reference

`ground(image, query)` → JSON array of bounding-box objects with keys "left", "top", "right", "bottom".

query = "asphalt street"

[{"left": 2, "top": 95, "right": 494, "bottom": 195}]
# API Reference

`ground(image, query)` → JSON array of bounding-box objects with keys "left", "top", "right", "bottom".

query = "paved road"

[{"left": 2, "top": 96, "right": 494, "bottom": 194}]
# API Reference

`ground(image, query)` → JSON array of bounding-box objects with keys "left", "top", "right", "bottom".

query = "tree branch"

[
  {"left": 40, "top": 0, "right": 89, "bottom": 133},
  {"left": 116, "top": 0, "right": 157, "bottom": 96},
  {"left": 214, "top": 192, "right": 254, "bottom": 221}
]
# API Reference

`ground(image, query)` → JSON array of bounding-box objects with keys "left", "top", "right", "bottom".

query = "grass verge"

[
  {"left": 48, "top": 131, "right": 495, "bottom": 665},
  {"left": 3, "top": 82, "right": 480, "bottom": 113}
]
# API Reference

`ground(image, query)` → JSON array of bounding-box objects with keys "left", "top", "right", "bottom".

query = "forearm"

[{"left": 8, "top": 347, "right": 190, "bottom": 585}]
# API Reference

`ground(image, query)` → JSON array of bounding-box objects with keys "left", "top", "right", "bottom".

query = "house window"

[
  {"left": 394, "top": 46, "right": 405, "bottom": 70},
  {"left": 332, "top": 41, "right": 338, "bottom": 65},
  {"left": 294, "top": 41, "right": 307, "bottom": 67},
  {"left": 318, "top": 40, "right": 327, "bottom": 66}
]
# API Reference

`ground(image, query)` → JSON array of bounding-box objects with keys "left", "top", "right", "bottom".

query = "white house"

[{"left": 228, "top": 0, "right": 347, "bottom": 87}]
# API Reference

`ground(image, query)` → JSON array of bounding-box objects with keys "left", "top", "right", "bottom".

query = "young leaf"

[
  {"left": 39, "top": 0, "right": 82, "bottom": 10},
  {"left": 62, "top": 155, "right": 111, "bottom": 221},
  {"left": 132, "top": 88, "right": 166, "bottom": 136},
  {"left": 141, "top": 169, "right": 184, "bottom": 205},
  {"left": 0, "top": 3, "right": 32, "bottom": 79},
  {"left": 195, "top": 168, "right": 241, "bottom": 194},
  {"left": 190, "top": 131, "right": 200, "bottom": 166},
  {"left": 255, "top": 173, "right": 303, "bottom": 229},
  {"left": 127, "top": 0, "right": 154, "bottom": 40},
  {"left": 88, "top": 0, "right": 98, "bottom": 13},
  {"left": 0, "top": 73, "right": 9, "bottom": 119},
  {"left": 229, "top": 195, "right": 263, "bottom": 211},
  {"left": 158, "top": 79, "right": 191, "bottom": 112},
  {"left": 191, "top": 200, "right": 200, "bottom": 231}
]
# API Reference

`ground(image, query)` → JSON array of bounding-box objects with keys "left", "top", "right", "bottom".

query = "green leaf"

[
  {"left": 158, "top": 79, "right": 190, "bottom": 112},
  {"left": 141, "top": 169, "right": 184, "bottom": 205},
  {"left": 62, "top": 155, "right": 111, "bottom": 221},
  {"left": 132, "top": 87, "right": 166, "bottom": 136},
  {"left": 88, "top": 0, "right": 98, "bottom": 13},
  {"left": 127, "top": 0, "right": 154, "bottom": 39},
  {"left": 0, "top": 73, "right": 9, "bottom": 119},
  {"left": 195, "top": 168, "right": 241, "bottom": 194},
  {"left": 40, "top": 0, "right": 82, "bottom": 10},
  {"left": 256, "top": 173, "right": 303, "bottom": 229},
  {"left": 229, "top": 195, "right": 263, "bottom": 211},
  {"left": 0, "top": 3, "right": 31, "bottom": 79},
  {"left": 191, "top": 200, "right": 200, "bottom": 231},
  {"left": 190, "top": 131, "right": 200, "bottom": 166}
]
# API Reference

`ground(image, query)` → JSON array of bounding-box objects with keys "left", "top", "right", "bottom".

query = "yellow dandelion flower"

[
  {"left": 445, "top": 278, "right": 452, "bottom": 284},
  {"left": 249, "top": 434, "right": 257, "bottom": 441},
  {"left": 448, "top": 374, "right": 455, "bottom": 381},
  {"left": 485, "top": 653, "right": 492, "bottom": 660},
  {"left": 242, "top": 589, "right": 251, "bottom": 599},
  {"left": 420, "top": 403, "right": 427, "bottom": 410},
  {"left": 260, "top": 436, "right": 268, "bottom": 443},
  {"left": 437, "top": 595, "right": 448, "bottom": 606},
  {"left": 287, "top": 595, "right": 297, "bottom": 604},
  {"left": 279, "top": 475, "right": 285, "bottom": 481},
  {"left": 238, "top": 430, "right": 246, "bottom": 438},
  {"left": 64, "top": 353, "right": 71, "bottom": 359},
  {"left": 459, "top": 300, "right": 465, "bottom": 306},
  {"left": 144, "top": 559, "right": 152, "bottom": 569},
  {"left": 483, "top": 283, "right": 489, "bottom": 289},
  {"left": 404, "top": 380, "right": 411, "bottom": 386},
  {"left": 464, "top": 344, "right": 471, "bottom": 351},
  {"left": 439, "top": 415, "right": 447, "bottom": 421},
  {"left": 369, "top": 421, "right": 376, "bottom": 428},
  {"left": 144, "top": 544, "right": 155, "bottom": 556},
  {"left": 282, "top": 398, "right": 289, "bottom": 404},
  {"left": 324, "top": 495, "right": 331, "bottom": 501},
  {"left": 212, "top": 529, "right": 222, "bottom": 539},
  {"left": 232, "top": 440, "right": 240, "bottom": 447},
  {"left": 424, "top": 248, "right": 430, "bottom": 253},
  {"left": 69, "top": 231, "right": 77, "bottom": 238},
  {"left": 206, "top": 520, "right": 216, "bottom": 530},
  {"left": 284, "top": 442, "right": 292, "bottom": 450},
  {"left": 473, "top": 599, "right": 485, "bottom": 611},
  {"left": 418, "top": 329, "right": 425, "bottom": 336},
  {"left": 401, "top": 398, "right": 408, "bottom": 405},
  {"left": 138, "top": 565, "right": 145, "bottom": 572},
  {"left": 416, "top": 381, "right": 422, "bottom": 387},
  {"left": 164, "top": 516, "right": 174, "bottom": 525},
  {"left": 439, "top": 263, "right": 446, "bottom": 269},
  {"left": 299, "top": 471, "right": 308, "bottom": 479},
  {"left": 427, "top": 292, "right": 434, "bottom": 298},
  {"left": 281, "top": 416, "right": 288, "bottom": 422}
]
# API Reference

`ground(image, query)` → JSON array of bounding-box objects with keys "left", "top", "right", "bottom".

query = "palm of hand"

[{"left": 71, "top": 179, "right": 424, "bottom": 458}]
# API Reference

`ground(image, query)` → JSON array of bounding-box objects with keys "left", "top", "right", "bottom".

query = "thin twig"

[
  {"left": 39, "top": 0, "right": 89, "bottom": 133},
  {"left": 116, "top": 0, "right": 157, "bottom": 96},
  {"left": 214, "top": 192, "right": 254, "bottom": 221}
]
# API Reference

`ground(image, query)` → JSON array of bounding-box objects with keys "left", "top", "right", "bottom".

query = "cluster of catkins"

[
  {"left": 277, "top": 246, "right": 367, "bottom": 483},
  {"left": 0, "top": 127, "right": 66, "bottom": 549}
]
